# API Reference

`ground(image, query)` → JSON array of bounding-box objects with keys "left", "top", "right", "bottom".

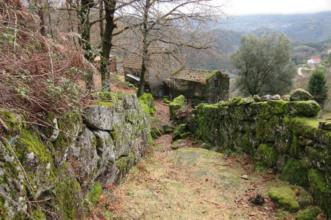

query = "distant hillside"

[{"left": 217, "top": 11, "right": 331, "bottom": 43}]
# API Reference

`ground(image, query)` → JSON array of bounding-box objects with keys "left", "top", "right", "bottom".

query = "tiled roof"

[
  {"left": 123, "top": 54, "right": 142, "bottom": 70},
  {"left": 170, "top": 69, "right": 220, "bottom": 84}
]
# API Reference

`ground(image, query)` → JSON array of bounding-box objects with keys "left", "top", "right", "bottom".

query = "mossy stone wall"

[
  {"left": 0, "top": 93, "right": 151, "bottom": 219},
  {"left": 190, "top": 98, "right": 331, "bottom": 217}
]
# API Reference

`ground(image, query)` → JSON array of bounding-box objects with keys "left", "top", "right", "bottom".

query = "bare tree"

[{"left": 125, "top": 0, "right": 218, "bottom": 96}]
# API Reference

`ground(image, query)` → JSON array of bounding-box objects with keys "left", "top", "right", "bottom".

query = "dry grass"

[{"left": 0, "top": 2, "right": 94, "bottom": 124}]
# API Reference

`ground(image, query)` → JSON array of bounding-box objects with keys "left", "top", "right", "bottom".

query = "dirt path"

[
  {"left": 110, "top": 135, "right": 285, "bottom": 220},
  {"left": 104, "top": 101, "right": 288, "bottom": 220}
]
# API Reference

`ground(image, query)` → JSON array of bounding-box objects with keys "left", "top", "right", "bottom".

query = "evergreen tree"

[{"left": 308, "top": 68, "right": 328, "bottom": 106}]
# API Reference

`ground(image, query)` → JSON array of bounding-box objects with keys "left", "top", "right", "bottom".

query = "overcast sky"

[{"left": 220, "top": 0, "right": 331, "bottom": 15}]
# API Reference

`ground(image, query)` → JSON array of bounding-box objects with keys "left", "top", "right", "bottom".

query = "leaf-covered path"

[
  {"left": 95, "top": 100, "right": 290, "bottom": 220},
  {"left": 110, "top": 134, "right": 283, "bottom": 220}
]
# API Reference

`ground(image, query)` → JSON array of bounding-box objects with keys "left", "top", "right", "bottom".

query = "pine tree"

[{"left": 308, "top": 68, "right": 328, "bottom": 106}]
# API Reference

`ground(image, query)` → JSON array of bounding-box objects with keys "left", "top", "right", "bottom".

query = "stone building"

[
  {"left": 123, "top": 49, "right": 180, "bottom": 96},
  {"left": 165, "top": 69, "right": 229, "bottom": 103}
]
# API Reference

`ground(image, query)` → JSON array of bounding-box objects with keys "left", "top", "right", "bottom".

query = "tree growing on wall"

[
  {"left": 232, "top": 34, "right": 296, "bottom": 96},
  {"left": 308, "top": 68, "right": 328, "bottom": 106}
]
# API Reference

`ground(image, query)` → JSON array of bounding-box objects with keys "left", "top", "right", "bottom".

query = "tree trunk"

[
  {"left": 79, "top": 0, "right": 93, "bottom": 61},
  {"left": 99, "top": 0, "right": 104, "bottom": 40},
  {"left": 137, "top": 0, "right": 150, "bottom": 97},
  {"left": 37, "top": 3, "right": 47, "bottom": 36},
  {"left": 100, "top": 0, "right": 117, "bottom": 91}
]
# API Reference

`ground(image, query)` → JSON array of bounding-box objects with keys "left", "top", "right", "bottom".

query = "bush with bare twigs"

[{"left": 0, "top": 1, "right": 93, "bottom": 124}]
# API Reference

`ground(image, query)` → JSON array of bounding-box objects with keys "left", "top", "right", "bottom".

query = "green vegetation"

[
  {"left": 308, "top": 68, "right": 328, "bottom": 106},
  {"left": 255, "top": 144, "right": 278, "bottom": 169},
  {"left": 88, "top": 182, "right": 103, "bottom": 205},
  {"left": 139, "top": 93, "right": 156, "bottom": 116},
  {"left": 268, "top": 186, "right": 300, "bottom": 211},
  {"left": 17, "top": 129, "right": 52, "bottom": 163},
  {"left": 281, "top": 159, "right": 308, "bottom": 187},
  {"left": 169, "top": 95, "right": 186, "bottom": 121},
  {"left": 296, "top": 206, "right": 321, "bottom": 220},
  {"left": 232, "top": 34, "right": 295, "bottom": 96}
]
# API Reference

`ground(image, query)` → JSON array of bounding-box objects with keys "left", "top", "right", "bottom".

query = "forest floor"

[{"left": 96, "top": 100, "right": 295, "bottom": 220}]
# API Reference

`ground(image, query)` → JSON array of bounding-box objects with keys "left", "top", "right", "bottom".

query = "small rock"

[
  {"left": 271, "top": 94, "right": 281, "bottom": 100},
  {"left": 241, "top": 175, "right": 249, "bottom": 180},
  {"left": 249, "top": 194, "right": 265, "bottom": 206},
  {"left": 26, "top": 152, "right": 35, "bottom": 161}
]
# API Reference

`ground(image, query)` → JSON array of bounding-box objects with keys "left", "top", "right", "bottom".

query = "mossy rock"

[
  {"left": 169, "top": 95, "right": 186, "bottom": 121},
  {"left": 0, "top": 108, "right": 23, "bottom": 135},
  {"left": 55, "top": 166, "right": 83, "bottom": 220},
  {"left": 115, "top": 151, "right": 136, "bottom": 182},
  {"left": 255, "top": 144, "right": 278, "bottom": 169},
  {"left": 268, "top": 186, "right": 300, "bottom": 211},
  {"left": 290, "top": 89, "right": 313, "bottom": 101},
  {"left": 288, "top": 101, "right": 321, "bottom": 118},
  {"left": 281, "top": 159, "right": 309, "bottom": 187},
  {"left": 307, "top": 169, "right": 331, "bottom": 217},
  {"left": 139, "top": 93, "right": 155, "bottom": 116},
  {"left": 17, "top": 129, "right": 52, "bottom": 163},
  {"left": 173, "top": 124, "right": 190, "bottom": 141},
  {"left": 296, "top": 206, "right": 321, "bottom": 220}
]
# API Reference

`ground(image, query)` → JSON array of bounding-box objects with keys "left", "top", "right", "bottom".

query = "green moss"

[
  {"left": 96, "top": 101, "right": 113, "bottom": 108},
  {"left": 139, "top": 93, "right": 155, "bottom": 116},
  {"left": 53, "top": 110, "right": 82, "bottom": 151},
  {"left": 173, "top": 124, "right": 190, "bottom": 140},
  {"left": 97, "top": 91, "right": 112, "bottom": 101},
  {"left": 0, "top": 108, "right": 23, "bottom": 134},
  {"left": 169, "top": 95, "right": 186, "bottom": 120},
  {"left": 296, "top": 206, "right": 321, "bottom": 220},
  {"left": 55, "top": 173, "right": 82, "bottom": 220},
  {"left": 88, "top": 182, "right": 103, "bottom": 205},
  {"left": 285, "top": 117, "right": 319, "bottom": 137},
  {"left": 115, "top": 151, "right": 136, "bottom": 181},
  {"left": 268, "top": 186, "right": 300, "bottom": 211},
  {"left": 276, "top": 210, "right": 293, "bottom": 220},
  {"left": 288, "top": 101, "right": 321, "bottom": 117},
  {"left": 255, "top": 144, "right": 278, "bottom": 168},
  {"left": 32, "top": 208, "right": 46, "bottom": 220},
  {"left": 17, "top": 129, "right": 51, "bottom": 163},
  {"left": 281, "top": 159, "right": 308, "bottom": 187},
  {"left": 307, "top": 169, "right": 331, "bottom": 217}
]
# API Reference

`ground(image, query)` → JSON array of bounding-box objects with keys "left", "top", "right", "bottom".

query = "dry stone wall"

[
  {"left": 189, "top": 96, "right": 331, "bottom": 217},
  {"left": 0, "top": 93, "right": 151, "bottom": 219}
]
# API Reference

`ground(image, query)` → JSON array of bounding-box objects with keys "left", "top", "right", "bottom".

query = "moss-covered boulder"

[
  {"left": 281, "top": 159, "right": 309, "bottom": 187},
  {"left": 290, "top": 89, "right": 314, "bottom": 101},
  {"left": 169, "top": 95, "right": 187, "bottom": 122},
  {"left": 255, "top": 144, "right": 278, "bottom": 169},
  {"left": 288, "top": 101, "right": 321, "bottom": 118},
  {"left": 268, "top": 186, "right": 300, "bottom": 211},
  {"left": 296, "top": 206, "right": 321, "bottom": 220},
  {"left": 138, "top": 93, "right": 156, "bottom": 116}
]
